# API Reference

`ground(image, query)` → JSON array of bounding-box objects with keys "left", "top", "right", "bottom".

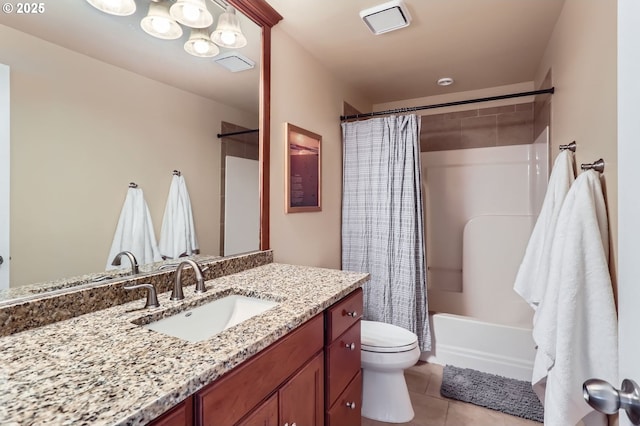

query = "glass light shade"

[
  {"left": 170, "top": 0, "right": 213, "bottom": 29},
  {"left": 184, "top": 29, "right": 220, "bottom": 58},
  {"left": 141, "top": 1, "right": 183, "bottom": 40},
  {"left": 211, "top": 6, "right": 247, "bottom": 48},
  {"left": 86, "top": 0, "right": 135, "bottom": 16}
]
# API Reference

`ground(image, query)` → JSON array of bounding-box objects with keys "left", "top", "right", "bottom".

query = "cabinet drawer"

[
  {"left": 326, "top": 288, "right": 362, "bottom": 343},
  {"left": 326, "top": 321, "right": 360, "bottom": 406},
  {"left": 327, "top": 371, "right": 362, "bottom": 426}
]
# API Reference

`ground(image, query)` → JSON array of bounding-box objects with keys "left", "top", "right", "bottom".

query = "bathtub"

[
  {"left": 420, "top": 142, "right": 547, "bottom": 382},
  {"left": 422, "top": 313, "right": 536, "bottom": 381}
]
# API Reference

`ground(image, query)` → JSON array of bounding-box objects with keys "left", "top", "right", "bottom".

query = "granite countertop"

[{"left": 0, "top": 263, "right": 369, "bottom": 425}]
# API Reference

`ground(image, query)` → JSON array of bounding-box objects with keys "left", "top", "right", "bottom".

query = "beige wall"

[
  {"left": 1, "top": 25, "right": 258, "bottom": 286},
  {"left": 534, "top": 0, "right": 618, "bottom": 285},
  {"left": 269, "top": 27, "right": 370, "bottom": 269}
]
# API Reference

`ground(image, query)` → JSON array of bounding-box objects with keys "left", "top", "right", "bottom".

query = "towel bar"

[
  {"left": 559, "top": 141, "right": 577, "bottom": 152},
  {"left": 581, "top": 159, "right": 605, "bottom": 173}
]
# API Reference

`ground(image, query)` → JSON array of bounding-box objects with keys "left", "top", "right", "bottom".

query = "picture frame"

[{"left": 284, "top": 123, "right": 322, "bottom": 213}]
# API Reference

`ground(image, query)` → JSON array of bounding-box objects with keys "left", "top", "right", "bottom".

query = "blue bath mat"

[{"left": 440, "top": 365, "right": 544, "bottom": 423}]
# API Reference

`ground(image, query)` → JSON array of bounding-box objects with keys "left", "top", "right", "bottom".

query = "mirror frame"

[{"left": 227, "top": 0, "right": 282, "bottom": 251}]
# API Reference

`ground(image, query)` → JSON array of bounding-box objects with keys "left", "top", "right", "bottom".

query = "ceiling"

[
  {"left": 265, "top": 0, "right": 566, "bottom": 105},
  {"left": 0, "top": 0, "right": 262, "bottom": 114},
  {"left": 0, "top": 0, "right": 566, "bottom": 113}
]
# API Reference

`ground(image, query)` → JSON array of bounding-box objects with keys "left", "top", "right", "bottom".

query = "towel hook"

[
  {"left": 129, "top": 182, "right": 138, "bottom": 188},
  {"left": 172, "top": 170, "right": 181, "bottom": 176},
  {"left": 581, "top": 159, "right": 605, "bottom": 173},
  {"left": 559, "top": 141, "right": 577, "bottom": 152}
]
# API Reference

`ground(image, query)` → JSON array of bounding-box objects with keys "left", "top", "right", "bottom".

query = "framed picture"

[{"left": 285, "top": 123, "right": 322, "bottom": 213}]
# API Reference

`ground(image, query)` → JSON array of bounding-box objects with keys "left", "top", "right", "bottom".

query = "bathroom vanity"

[{"left": 0, "top": 258, "right": 368, "bottom": 425}]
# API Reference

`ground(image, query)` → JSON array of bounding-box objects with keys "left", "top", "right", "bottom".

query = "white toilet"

[{"left": 360, "top": 320, "right": 421, "bottom": 423}]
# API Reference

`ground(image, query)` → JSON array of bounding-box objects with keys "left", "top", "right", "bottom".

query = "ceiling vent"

[
  {"left": 359, "top": 0, "right": 412, "bottom": 35},
  {"left": 213, "top": 52, "right": 255, "bottom": 72}
]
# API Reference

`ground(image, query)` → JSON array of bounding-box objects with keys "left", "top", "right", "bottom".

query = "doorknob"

[
  {"left": 0, "top": 255, "right": 3, "bottom": 266},
  {"left": 583, "top": 378, "right": 640, "bottom": 424}
]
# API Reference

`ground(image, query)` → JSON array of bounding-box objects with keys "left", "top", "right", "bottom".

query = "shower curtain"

[{"left": 341, "top": 114, "right": 431, "bottom": 351}]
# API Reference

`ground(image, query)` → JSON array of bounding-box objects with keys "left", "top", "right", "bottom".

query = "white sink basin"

[{"left": 143, "top": 295, "right": 279, "bottom": 342}]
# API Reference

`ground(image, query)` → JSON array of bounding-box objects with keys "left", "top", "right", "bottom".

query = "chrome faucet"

[
  {"left": 123, "top": 282, "right": 159, "bottom": 308},
  {"left": 111, "top": 251, "right": 139, "bottom": 275},
  {"left": 172, "top": 259, "right": 206, "bottom": 300}
]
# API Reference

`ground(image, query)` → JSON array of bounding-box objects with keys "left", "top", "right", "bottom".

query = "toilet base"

[{"left": 361, "top": 367, "right": 415, "bottom": 423}]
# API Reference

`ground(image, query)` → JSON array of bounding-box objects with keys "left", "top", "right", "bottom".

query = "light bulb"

[
  {"left": 151, "top": 17, "right": 171, "bottom": 34},
  {"left": 220, "top": 31, "right": 236, "bottom": 46},
  {"left": 182, "top": 3, "right": 201, "bottom": 22},
  {"left": 193, "top": 39, "right": 210, "bottom": 54}
]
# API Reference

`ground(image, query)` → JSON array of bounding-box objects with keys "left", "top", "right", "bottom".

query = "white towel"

[
  {"left": 179, "top": 175, "right": 199, "bottom": 255},
  {"left": 106, "top": 187, "right": 162, "bottom": 270},
  {"left": 514, "top": 149, "right": 575, "bottom": 309},
  {"left": 531, "top": 170, "right": 617, "bottom": 426},
  {"left": 159, "top": 175, "right": 199, "bottom": 259}
]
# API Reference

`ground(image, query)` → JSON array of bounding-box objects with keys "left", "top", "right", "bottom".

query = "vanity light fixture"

[
  {"left": 169, "top": 0, "right": 214, "bottom": 29},
  {"left": 184, "top": 28, "right": 221, "bottom": 58},
  {"left": 85, "top": 0, "right": 136, "bottom": 16},
  {"left": 211, "top": 6, "right": 247, "bottom": 48},
  {"left": 141, "top": 0, "right": 183, "bottom": 40},
  {"left": 360, "top": 0, "right": 412, "bottom": 35},
  {"left": 86, "top": 0, "right": 252, "bottom": 66}
]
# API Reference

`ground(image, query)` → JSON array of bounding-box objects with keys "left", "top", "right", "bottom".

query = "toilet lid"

[{"left": 361, "top": 320, "right": 419, "bottom": 353}]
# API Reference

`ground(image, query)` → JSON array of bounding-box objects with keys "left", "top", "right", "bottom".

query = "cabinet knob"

[
  {"left": 344, "top": 310, "right": 357, "bottom": 317},
  {"left": 284, "top": 423, "right": 297, "bottom": 426},
  {"left": 345, "top": 342, "right": 356, "bottom": 350},
  {"left": 346, "top": 401, "right": 357, "bottom": 409}
]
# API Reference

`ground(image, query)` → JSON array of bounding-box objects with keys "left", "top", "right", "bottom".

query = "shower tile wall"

[{"left": 420, "top": 102, "right": 534, "bottom": 152}]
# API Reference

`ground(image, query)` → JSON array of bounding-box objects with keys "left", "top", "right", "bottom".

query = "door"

[
  {"left": 0, "top": 64, "right": 9, "bottom": 289},
  {"left": 617, "top": 0, "right": 640, "bottom": 424}
]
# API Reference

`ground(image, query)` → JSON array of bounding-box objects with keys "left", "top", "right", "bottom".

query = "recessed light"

[{"left": 437, "top": 77, "right": 454, "bottom": 86}]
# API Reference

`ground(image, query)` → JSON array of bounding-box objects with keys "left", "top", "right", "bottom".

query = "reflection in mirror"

[{"left": 0, "top": 1, "right": 261, "bottom": 298}]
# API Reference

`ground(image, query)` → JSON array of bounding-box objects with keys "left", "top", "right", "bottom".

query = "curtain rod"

[
  {"left": 340, "top": 87, "right": 555, "bottom": 121},
  {"left": 216, "top": 129, "right": 259, "bottom": 138}
]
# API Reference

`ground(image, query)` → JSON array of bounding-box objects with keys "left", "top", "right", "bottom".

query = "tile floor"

[{"left": 362, "top": 362, "right": 542, "bottom": 426}]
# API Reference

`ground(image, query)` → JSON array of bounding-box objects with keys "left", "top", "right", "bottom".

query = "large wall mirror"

[{"left": 0, "top": 0, "right": 281, "bottom": 298}]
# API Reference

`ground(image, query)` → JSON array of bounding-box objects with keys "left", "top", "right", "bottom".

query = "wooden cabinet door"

[
  {"left": 237, "top": 393, "right": 278, "bottom": 426},
  {"left": 147, "top": 396, "right": 193, "bottom": 426},
  {"left": 279, "top": 352, "right": 324, "bottom": 426}
]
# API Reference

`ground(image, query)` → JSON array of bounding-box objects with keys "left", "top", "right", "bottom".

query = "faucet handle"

[{"left": 124, "top": 283, "right": 159, "bottom": 308}]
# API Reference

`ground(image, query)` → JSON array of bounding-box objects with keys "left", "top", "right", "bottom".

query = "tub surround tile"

[
  {"left": 0, "top": 262, "right": 369, "bottom": 425},
  {"left": 0, "top": 251, "right": 273, "bottom": 336},
  {"left": 497, "top": 110, "right": 535, "bottom": 146},
  {"left": 420, "top": 102, "right": 535, "bottom": 152},
  {"left": 460, "top": 115, "right": 497, "bottom": 149}
]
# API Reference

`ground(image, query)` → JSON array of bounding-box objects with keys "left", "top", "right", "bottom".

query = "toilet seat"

[{"left": 361, "top": 320, "right": 419, "bottom": 353}]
